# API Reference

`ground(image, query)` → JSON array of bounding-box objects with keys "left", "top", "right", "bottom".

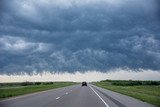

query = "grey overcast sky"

[{"left": 0, "top": 0, "right": 160, "bottom": 75}]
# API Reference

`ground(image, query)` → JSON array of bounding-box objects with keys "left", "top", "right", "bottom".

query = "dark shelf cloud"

[{"left": 0, "top": 0, "right": 160, "bottom": 74}]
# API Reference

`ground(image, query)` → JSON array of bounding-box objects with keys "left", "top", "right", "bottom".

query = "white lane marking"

[
  {"left": 65, "top": 92, "right": 68, "bottom": 94},
  {"left": 70, "top": 90, "right": 72, "bottom": 92},
  {"left": 56, "top": 97, "right": 60, "bottom": 100},
  {"left": 89, "top": 86, "right": 110, "bottom": 107}
]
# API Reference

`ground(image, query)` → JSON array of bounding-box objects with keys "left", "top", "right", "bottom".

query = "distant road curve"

[{"left": 0, "top": 84, "right": 155, "bottom": 107}]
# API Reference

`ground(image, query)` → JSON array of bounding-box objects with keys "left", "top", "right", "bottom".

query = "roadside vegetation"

[
  {"left": 94, "top": 80, "right": 160, "bottom": 107},
  {"left": 0, "top": 82, "right": 76, "bottom": 100}
]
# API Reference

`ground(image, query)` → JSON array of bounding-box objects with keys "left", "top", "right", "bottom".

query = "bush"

[
  {"left": 35, "top": 82, "right": 42, "bottom": 85},
  {"left": 101, "top": 80, "right": 160, "bottom": 86}
]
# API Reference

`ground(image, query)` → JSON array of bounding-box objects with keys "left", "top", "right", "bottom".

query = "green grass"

[
  {"left": 0, "top": 82, "right": 76, "bottom": 100},
  {"left": 94, "top": 82, "right": 160, "bottom": 107}
]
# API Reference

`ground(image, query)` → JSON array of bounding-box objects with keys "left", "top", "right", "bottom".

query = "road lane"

[
  {"left": 0, "top": 84, "right": 156, "bottom": 107},
  {"left": 48, "top": 85, "right": 107, "bottom": 107},
  {"left": 0, "top": 85, "right": 79, "bottom": 107}
]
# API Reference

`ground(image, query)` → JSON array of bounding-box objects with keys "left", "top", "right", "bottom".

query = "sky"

[{"left": 0, "top": 0, "right": 160, "bottom": 82}]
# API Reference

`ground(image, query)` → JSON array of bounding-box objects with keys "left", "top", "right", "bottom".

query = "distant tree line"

[
  {"left": 0, "top": 82, "right": 55, "bottom": 88},
  {"left": 100, "top": 80, "right": 160, "bottom": 86}
]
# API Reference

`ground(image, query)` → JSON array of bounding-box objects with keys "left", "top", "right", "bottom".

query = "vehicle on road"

[{"left": 82, "top": 82, "right": 87, "bottom": 86}]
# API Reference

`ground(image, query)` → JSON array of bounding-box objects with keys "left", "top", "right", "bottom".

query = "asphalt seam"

[{"left": 89, "top": 86, "right": 110, "bottom": 107}]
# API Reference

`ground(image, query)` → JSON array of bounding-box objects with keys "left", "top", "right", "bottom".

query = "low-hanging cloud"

[{"left": 0, "top": 0, "right": 160, "bottom": 74}]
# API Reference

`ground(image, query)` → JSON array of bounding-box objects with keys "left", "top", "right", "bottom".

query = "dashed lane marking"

[{"left": 56, "top": 97, "right": 60, "bottom": 100}]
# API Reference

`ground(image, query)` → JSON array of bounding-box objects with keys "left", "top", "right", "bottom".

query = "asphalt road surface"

[{"left": 0, "top": 84, "right": 155, "bottom": 107}]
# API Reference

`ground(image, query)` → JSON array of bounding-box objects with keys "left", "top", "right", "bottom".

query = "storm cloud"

[{"left": 0, "top": 0, "right": 160, "bottom": 74}]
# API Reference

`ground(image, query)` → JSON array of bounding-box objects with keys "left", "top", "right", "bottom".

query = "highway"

[{"left": 0, "top": 84, "right": 155, "bottom": 107}]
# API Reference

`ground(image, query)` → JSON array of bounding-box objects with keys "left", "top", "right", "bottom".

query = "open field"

[
  {"left": 94, "top": 80, "right": 160, "bottom": 107},
  {"left": 0, "top": 82, "right": 76, "bottom": 100}
]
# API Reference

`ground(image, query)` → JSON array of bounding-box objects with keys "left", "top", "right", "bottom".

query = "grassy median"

[
  {"left": 94, "top": 80, "right": 160, "bottom": 107},
  {"left": 0, "top": 82, "right": 76, "bottom": 100}
]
